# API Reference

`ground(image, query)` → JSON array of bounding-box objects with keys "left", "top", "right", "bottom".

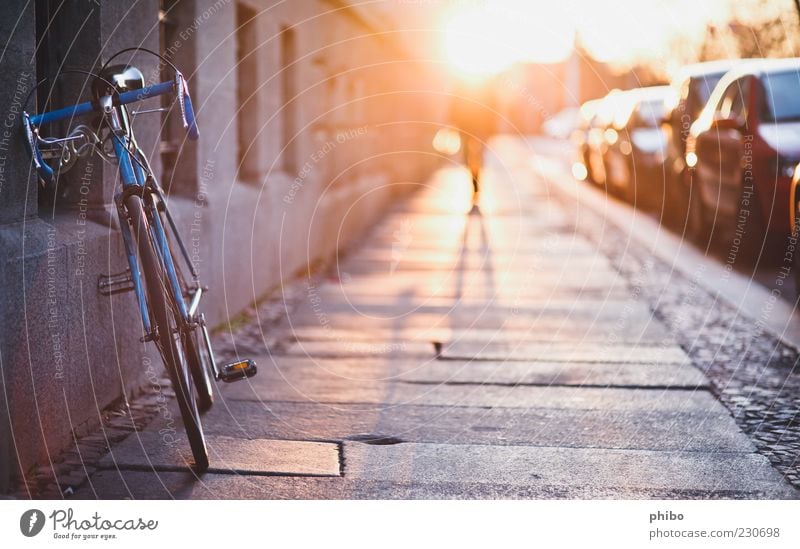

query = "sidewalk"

[{"left": 76, "top": 137, "right": 797, "bottom": 499}]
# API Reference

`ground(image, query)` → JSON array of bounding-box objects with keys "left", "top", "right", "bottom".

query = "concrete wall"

[{"left": 0, "top": 0, "right": 448, "bottom": 492}]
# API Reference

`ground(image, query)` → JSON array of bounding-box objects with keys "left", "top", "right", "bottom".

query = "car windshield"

[
  {"left": 761, "top": 70, "right": 800, "bottom": 123},
  {"left": 687, "top": 73, "right": 724, "bottom": 119},
  {"left": 635, "top": 99, "right": 666, "bottom": 127}
]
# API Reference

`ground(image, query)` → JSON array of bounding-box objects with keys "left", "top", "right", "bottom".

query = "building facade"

[{"left": 0, "top": 0, "right": 448, "bottom": 492}]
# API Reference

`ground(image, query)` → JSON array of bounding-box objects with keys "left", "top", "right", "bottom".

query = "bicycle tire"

[
  {"left": 126, "top": 194, "right": 209, "bottom": 472},
  {"left": 149, "top": 202, "right": 215, "bottom": 413},
  {"left": 184, "top": 328, "right": 214, "bottom": 413}
]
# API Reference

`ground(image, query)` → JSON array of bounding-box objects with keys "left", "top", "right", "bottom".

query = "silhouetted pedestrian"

[{"left": 449, "top": 79, "right": 496, "bottom": 204}]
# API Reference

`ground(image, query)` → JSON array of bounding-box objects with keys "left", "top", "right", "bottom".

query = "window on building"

[
  {"left": 159, "top": 0, "right": 179, "bottom": 188},
  {"left": 280, "top": 26, "right": 297, "bottom": 174},
  {"left": 34, "top": 0, "right": 58, "bottom": 214},
  {"left": 236, "top": 3, "right": 260, "bottom": 184}
]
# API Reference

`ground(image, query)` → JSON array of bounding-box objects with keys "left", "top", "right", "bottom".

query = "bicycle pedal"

[
  {"left": 218, "top": 359, "right": 257, "bottom": 383},
  {"left": 98, "top": 269, "right": 135, "bottom": 296}
]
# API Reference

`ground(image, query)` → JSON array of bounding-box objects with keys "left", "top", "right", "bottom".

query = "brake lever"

[{"left": 22, "top": 112, "right": 54, "bottom": 184}]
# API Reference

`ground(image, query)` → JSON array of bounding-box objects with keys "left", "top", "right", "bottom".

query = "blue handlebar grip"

[
  {"left": 117, "top": 81, "right": 175, "bottom": 107},
  {"left": 183, "top": 89, "right": 199, "bottom": 141}
]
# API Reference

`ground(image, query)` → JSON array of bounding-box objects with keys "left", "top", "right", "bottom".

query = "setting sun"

[
  {"left": 438, "top": 0, "right": 740, "bottom": 78},
  {"left": 443, "top": 1, "right": 576, "bottom": 78},
  {"left": 443, "top": 7, "right": 515, "bottom": 77}
]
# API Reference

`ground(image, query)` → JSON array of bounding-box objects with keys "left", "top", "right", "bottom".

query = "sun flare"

[
  {"left": 443, "top": 1, "right": 576, "bottom": 79},
  {"left": 440, "top": 0, "right": 736, "bottom": 77}
]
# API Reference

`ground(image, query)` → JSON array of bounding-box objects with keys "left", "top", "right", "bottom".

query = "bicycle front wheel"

[{"left": 127, "top": 194, "right": 209, "bottom": 472}]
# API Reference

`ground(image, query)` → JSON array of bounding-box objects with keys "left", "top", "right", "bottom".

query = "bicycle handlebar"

[{"left": 25, "top": 74, "right": 199, "bottom": 183}]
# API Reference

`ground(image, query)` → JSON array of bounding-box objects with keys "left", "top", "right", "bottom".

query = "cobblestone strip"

[
  {"left": 212, "top": 275, "right": 317, "bottom": 360},
  {"left": 17, "top": 375, "right": 173, "bottom": 499},
  {"left": 549, "top": 179, "right": 800, "bottom": 488}
]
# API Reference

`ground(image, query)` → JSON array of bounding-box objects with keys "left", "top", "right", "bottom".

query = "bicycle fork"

[{"left": 110, "top": 192, "right": 255, "bottom": 382}]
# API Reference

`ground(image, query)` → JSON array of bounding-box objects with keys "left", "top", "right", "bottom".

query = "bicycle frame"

[
  {"left": 27, "top": 76, "right": 200, "bottom": 342},
  {"left": 112, "top": 109, "right": 196, "bottom": 341}
]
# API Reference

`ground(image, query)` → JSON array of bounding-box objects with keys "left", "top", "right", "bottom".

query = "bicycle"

[{"left": 22, "top": 48, "right": 257, "bottom": 472}]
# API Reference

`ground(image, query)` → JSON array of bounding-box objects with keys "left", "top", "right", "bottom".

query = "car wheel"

[
  {"left": 624, "top": 158, "right": 636, "bottom": 205},
  {"left": 664, "top": 171, "right": 688, "bottom": 230},
  {"left": 606, "top": 149, "right": 629, "bottom": 201},
  {"left": 687, "top": 175, "right": 709, "bottom": 246},
  {"left": 728, "top": 182, "right": 765, "bottom": 267},
  {"left": 583, "top": 151, "right": 595, "bottom": 184},
  {"left": 792, "top": 205, "right": 800, "bottom": 296}
]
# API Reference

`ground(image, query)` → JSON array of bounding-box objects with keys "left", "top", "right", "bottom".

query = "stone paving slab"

[
  {"left": 378, "top": 210, "right": 565, "bottom": 223},
  {"left": 340, "top": 256, "right": 615, "bottom": 272},
  {"left": 314, "top": 280, "right": 632, "bottom": 300},
  {"left": 367, "top": 215, "right": 570, "bottom": 242},
  {"left": 364, "top": 234, "right": 580, "bottom": 252},
  {"left": 98, "top": 432, "right": 340, "bottom": 476},
  {"left": 439, "top": 341, "right": 690, "bottom": 364},
  {"left": 348, "top": 237, "right": 608, "bottom": 256},
  {"left": 331, "top": 271, "right": 626, "bottom": 290},
  {"left": 300, "top": 288, "right": 636, "bottom": 316},
  {"left": 343, "top": 442, "right": 796, "bottom": 497},
  {"left": 72, "top": 470, "right": 344, "bottom": 499},
  {"left": 311, "top": 291, "right": 636, "bottom": 307},
  {"left": 72, "top": 469, "right": 795, "bottom": 500},
  {"left": 145, "top": 400, "right": 754, "bottom": 453},
  {"left": 288, "top": 297, "right": 656, "bottom": 321},
  {"left": 339, "top": 252, "right": 616, "bottom": 272},
  {"left": 281, "top": 314, "right": 672, "bottom": 343},
  {"left": 224, "top": 372, "right": 728, "bottom": 413},
  {"left": 234, "top": 353, "right": 702, "bottom": 388},
  {"left": 358, "top": 238, "right": 600, "bottom": 255},
  {"left": 208, "top": 355, "right": 703, "bottom": 388},
  {"left": 363, "top": 234, "right": 576, "bottom": 249},
  {"left": 344, "top": 247, "right": 610, "bottom": 265},
  {"left": 282, "top": 322, "right": 673, "bottom": 345},
  {"left": 395, "top": 359, "right": 707, "bottom": 388},
  {"left": 327, "top": 267, "right": 626, "bottom": 283},
  {"left": 281, "top": 340, "right": 435, "bottom": 359},
  {"left": 279, "top": 339, "right": 690, "bottom": 365}
]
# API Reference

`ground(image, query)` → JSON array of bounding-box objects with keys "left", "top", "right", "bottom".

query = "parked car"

[
  {"left": 571, "top": 98, "right": 603, "bottom": 183},
  {"left": 790, "top": 163, "right": 800, "bottom": 289},
  {"left": 685, "top": 58, "right": 800, "bottom": 258},
  {"left": 544, "top": 107, "right": 580, "bottom": 140},
  {"left": 602, "top": 86, "right": 674, "bottom": 206},
  {"left": 582, "top": 91, "right": 620, "bottom": 186},
  {"left": 662, "top": 60, "right": 740, "bottom": 223}
]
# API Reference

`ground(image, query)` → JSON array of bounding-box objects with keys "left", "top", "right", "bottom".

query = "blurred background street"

[
  {"left": 4, "top": 0, "right": 800, "bottom": 498},
  {"left": 68, "top": 136, "right": 799, "bottom": 498}
]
